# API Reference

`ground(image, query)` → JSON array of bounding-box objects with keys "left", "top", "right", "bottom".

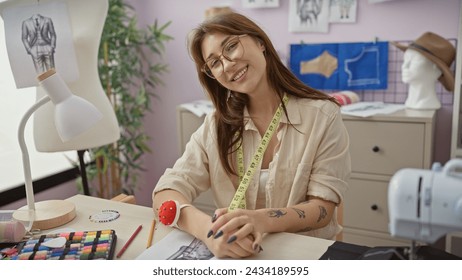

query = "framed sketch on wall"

[
  {"left": 1, "top": 0, "right": 78, "bottom": 88},
  {"left": 329, "top": 0, "right": 357, "bottom": 23},
  {"left": 288, "top": 0, "right": 330, "bottom": 33},
  {"left": 242, "top": 0, "right": 280, "bottom": 9}
]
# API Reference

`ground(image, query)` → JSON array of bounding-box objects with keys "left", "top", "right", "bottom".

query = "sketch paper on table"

[
  {"left": 136, "top": 229, "right": 216, "bottom": 260},
  {"left": 180, "top": 100, "right": 214, "bottom": 117},
  {"left": 341, "top": 102, "right": 405, "bottom": 117}
]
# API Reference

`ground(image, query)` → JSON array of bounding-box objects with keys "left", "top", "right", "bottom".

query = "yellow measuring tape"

[{"left": 228, "top": 94, "right": 289, "bottom": 211}]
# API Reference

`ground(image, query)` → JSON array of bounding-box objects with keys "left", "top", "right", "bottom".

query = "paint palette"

[{"left": 13, "top": 229, "right": 117, "bottom": 260}]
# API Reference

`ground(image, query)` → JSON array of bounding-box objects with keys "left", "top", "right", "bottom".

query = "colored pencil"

[
  {"left": 146, "top": 219, "right": 156, "bottom": 248},
  {"left": 116, "top": 224, "right": 142, "bottom": 258}
]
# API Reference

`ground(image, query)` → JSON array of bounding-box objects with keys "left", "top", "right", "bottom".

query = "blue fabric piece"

[{"left": 289, "top": 42, "right": 388, "bottom": 90}]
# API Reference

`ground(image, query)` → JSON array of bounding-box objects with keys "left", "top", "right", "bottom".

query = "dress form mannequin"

[
  {"left": 401, "top": 48, "right": 442, "bottom": 110},
  {"left": 0, "top": 0, "right": 120, "bottom": 152}
]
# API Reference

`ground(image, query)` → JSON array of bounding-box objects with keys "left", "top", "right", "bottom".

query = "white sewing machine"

[{"left": 388, "top": 158, "right": 462, "bottom": 258}]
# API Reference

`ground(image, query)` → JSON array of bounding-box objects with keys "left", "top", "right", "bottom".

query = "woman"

[{"left": 153, "top": 12, "right": 350, "bottom": 259}]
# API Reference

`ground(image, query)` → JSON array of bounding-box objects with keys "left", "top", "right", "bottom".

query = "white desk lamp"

[{"left": 13, "top": 68, "right": 102, "bottom": 230}]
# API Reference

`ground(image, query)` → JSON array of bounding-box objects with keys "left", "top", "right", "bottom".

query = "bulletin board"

[
  {"left": 290, "top": 41, "right": 389, "bottom": 90},
  {"left": 290, "top": 39, "right": 456, "bottom": 107}
]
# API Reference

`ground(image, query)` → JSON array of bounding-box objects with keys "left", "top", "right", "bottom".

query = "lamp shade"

[{"left": 38, "top": 69, "right": 102, "bottom": 142}]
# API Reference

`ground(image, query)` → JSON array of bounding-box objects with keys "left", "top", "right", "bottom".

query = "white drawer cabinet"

[{"left": 342, "top": 109, "right": 436, "bottom": 247}]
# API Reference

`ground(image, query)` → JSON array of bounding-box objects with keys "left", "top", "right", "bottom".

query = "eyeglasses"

[{"left": 201, "top": 34, "right": 247, "bottom": 79}]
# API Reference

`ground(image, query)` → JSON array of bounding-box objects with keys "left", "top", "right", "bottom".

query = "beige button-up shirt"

[{"left": 154, "top": 96, "right": 351, "bottom": 240}]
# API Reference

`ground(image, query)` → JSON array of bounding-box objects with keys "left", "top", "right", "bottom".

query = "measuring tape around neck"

[{"left": 228, "top": 94, "right": 289, "bottom": 211}]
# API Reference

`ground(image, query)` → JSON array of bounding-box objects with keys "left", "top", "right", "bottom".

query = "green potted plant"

[{"left": 82, "top": 0, "right": 172, "bottom": 198}]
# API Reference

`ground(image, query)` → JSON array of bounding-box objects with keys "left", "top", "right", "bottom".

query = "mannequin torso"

[{"left": 0, "top": 0, "right": 120, "bottom": 152}]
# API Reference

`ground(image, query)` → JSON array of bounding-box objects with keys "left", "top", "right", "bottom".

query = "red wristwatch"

[{"left": 158, "top": 200, "right": 192, "bottom": 228}]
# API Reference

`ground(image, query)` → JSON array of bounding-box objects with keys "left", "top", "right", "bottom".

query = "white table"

[{"left": 60, "top": 195, "right": 334, "bottom": 260}]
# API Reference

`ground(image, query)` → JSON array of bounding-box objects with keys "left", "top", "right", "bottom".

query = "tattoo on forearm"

[
  {"left": 299, "top": 227, "right": 313, "bottom": 232},
  {"left": 291, "top": 207, "right": 306, "bottom": 219},
  {"left": 267, "top": 209, "right": 287, "bottom": 218},
  {"left": 317, "top": 206, "right": 327, "bottom": 223}
]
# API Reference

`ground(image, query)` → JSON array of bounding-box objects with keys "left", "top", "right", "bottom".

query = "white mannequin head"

[
  {"left": 402, "top": 48, "right": 442, "bottom": 84},
  {"left": 401, "top": 48, "right": 442, "bottom": 110}
]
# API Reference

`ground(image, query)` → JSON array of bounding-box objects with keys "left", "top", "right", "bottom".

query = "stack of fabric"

[{"left": 329, "top": 91, "right": 360, "bottom": 106}]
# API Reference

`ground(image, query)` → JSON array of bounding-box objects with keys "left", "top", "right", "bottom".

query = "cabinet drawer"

[
  {"left": 344, "top": 178, "right": 390, "bottom": 233},
  {"left": 344, "top": 120, "right": 425, "bottom": 176}
]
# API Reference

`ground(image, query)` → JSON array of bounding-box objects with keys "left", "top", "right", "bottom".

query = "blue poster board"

[{"left": 289, "top": 41, "right": 389, "bottom": 90}]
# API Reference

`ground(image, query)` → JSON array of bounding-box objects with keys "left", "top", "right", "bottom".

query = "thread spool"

[{"left": 0, "top": 221, "right": 26, "bottom": 243}]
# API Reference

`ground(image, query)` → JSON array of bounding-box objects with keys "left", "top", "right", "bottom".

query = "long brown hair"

[{"left": 188, "top": 12, "right": 338, "bottom": 175}]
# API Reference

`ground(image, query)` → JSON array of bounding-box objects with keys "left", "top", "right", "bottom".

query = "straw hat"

[{"left": 392, "top": 32, "right": 456, "bottom": 92}]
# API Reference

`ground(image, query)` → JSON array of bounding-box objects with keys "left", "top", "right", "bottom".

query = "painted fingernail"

[
  {"left": 227, "top": 236, "right": 237, "bottom": 244},
  {"left": 207, "top": 230, "right": 213, "bottom": 238},
  {"left": 211, "top": 214, "right": 217, "bottom": 223},
  {"left": 253, "top": 244, "right": 263, "bottom": 252},
  {"left": 214, "top": 230, "right": 223, "bottom": 239}
]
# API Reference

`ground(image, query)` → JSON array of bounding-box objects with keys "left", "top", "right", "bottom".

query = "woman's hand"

[
  {"left": 206, "top": 208, "right": 265, "bottom": 258},
  {"left": 203, "top": 227, "right": 257, "bottom": 259}
]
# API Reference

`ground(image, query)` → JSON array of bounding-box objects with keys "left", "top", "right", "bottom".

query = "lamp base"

[{"left": 13, "top": 200, "right": 76, "bottom": 230}]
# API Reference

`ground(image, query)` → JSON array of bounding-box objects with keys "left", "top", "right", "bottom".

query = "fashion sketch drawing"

[
  {"left": 22, "top": 13, "right": 56, "bottom": 74},
  {"left": 289, "top": 0, "right": 329, "bottom": 33},
  {"left": 167, "top": 238, "right": 214, "bottom": 260}
]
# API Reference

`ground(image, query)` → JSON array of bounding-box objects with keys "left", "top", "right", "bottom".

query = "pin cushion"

[{"left": 158, "top": 200, "right": 192, "bottom": 228}]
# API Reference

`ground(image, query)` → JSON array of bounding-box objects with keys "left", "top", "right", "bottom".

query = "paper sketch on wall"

[
  {"left": 329, "top": 0, "right": 357, "bottom": 23},
  {"left": 242, "top": 0, "right": 280, "bottom": 9},
  {"left": 289, "top": 0, "right": 330, "bottom": 33},
  {"left": 1, "top": 1, "right": 78, "bottom": 88},
  {"left": 290, "top": 41, "right": 389, "bottom": 90}
]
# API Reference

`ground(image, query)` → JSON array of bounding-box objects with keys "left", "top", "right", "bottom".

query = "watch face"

[{"left": 89, "top": 210, "right": 120, "bottom": 223}]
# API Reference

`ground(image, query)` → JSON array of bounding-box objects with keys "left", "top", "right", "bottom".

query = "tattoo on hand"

[
  {"left": 291, "top": 207, "right": 306, "bottom": 219},
  {"left": 317, "top": 206, "right": 327, "bottom": 223},
  {"left": 268, "top": 209, "right": 287, "bottom": 218}
]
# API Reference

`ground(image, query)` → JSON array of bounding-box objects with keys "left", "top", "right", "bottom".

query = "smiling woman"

[{"left": 152, "top": 12, "right": 350, "bottom": 259}]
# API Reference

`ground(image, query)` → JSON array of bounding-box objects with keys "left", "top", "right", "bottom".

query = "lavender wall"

[{"left": 133, "top": 0, "right": 462, "bottom": 207}]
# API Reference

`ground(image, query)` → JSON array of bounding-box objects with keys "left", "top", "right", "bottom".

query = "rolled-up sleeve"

[{"left": 307, "top": 105, "right": 351, "bottom": 204}]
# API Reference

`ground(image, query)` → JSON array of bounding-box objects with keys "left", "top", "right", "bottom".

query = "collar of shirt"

[{"left": 242, "top": 95, "right": 302, "bottom": 131}]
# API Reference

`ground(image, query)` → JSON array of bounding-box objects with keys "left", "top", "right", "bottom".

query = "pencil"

[
  {"left": 146, "top": 219, "right": 156, "bottom": 248},
  {"left": 116, "top": 224, "right": 143, "bottom": 258}
]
